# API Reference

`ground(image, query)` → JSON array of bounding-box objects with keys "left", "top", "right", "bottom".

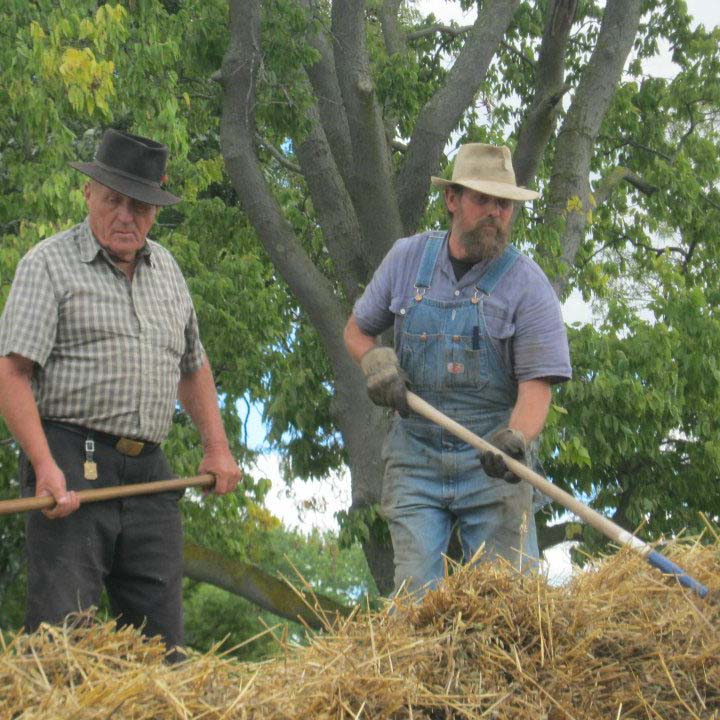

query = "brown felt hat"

[
  {"left": 70, "top": 128, "right": 180, "bottom": 206},
  {"left": 431, "top": 143, "right": 539, "bottom": 201}
]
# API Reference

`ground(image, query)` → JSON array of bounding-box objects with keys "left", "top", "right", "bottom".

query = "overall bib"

[{"left": 381, "top": 233, "right": 537, "bottom": 593}]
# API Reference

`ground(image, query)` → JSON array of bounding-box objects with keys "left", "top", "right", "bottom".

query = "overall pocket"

[
  {"left": 443, "top": 334, "right": 489, "bottom": 390},
  {"left": 400, "top": 332, "right": 444, "bottom": 389}
]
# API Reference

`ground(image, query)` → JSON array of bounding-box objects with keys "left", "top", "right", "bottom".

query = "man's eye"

[{"left": 476, "top": 196, "right": 511, "bottom": 209}]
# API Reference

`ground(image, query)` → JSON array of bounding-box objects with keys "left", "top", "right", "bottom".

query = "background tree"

[
  {"left": 217, "top": 0, "right": 720, "bottom": 585},
  {"left": 1, "top": 0, "right": 718, "bottom": 614}
]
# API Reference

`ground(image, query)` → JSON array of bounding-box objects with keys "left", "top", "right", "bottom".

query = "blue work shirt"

[{"left": 353, "top": 231, "right": 571, "bottom": 385}]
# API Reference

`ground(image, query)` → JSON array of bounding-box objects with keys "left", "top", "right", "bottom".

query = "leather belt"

[{"left": 44, "top": 421, "right": 158, "bottom": 457}]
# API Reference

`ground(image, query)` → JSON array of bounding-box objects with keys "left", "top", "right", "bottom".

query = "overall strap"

[
  {"left": 476, "top": 245, "right": 521, "bottom": 295},
  {"left": 414, "top": 232, "right": 446, "bottom": 289}
]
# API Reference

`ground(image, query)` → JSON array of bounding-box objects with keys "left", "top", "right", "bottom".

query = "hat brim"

[
  {"left": 431, "top": 176, "right": 539, "bottom": 201},
  {"left": 70, "top": 162, "right": 181, "bottom": 206}
]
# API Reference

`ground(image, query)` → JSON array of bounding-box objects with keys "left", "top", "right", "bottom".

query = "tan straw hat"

[{"left": 431, "top": 143, "right": 539, "bottom": 201}]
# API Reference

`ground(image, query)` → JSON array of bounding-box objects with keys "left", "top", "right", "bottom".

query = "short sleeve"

[
  {"left": 0, "top": 254, "right": 59, "bottom": 366},
  {"left": 512, "top": 270, "right": 572, "bottom": 384},
  {"left": 180, "top": 303, "right": 206, "bottom": 375},
  {"left": 352, "top": 245, "right": 400, "bottom": 336}
]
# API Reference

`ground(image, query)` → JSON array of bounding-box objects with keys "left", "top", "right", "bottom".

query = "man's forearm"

[
  {"left": 508, "top": 379, "right": 552, "bottom": 441},
  {"left": 344, "top": 314, "right": 378, "bottom": 363},
  {"left": 0, "top": 355, "right": 54, "bottom": 468},
  {"left": 177, "top": 359, "right": 230, "bottom": 450}
]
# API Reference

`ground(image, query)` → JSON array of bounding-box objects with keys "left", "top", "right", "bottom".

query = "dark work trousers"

[{"left": 20, "top": 422, "right": 184, "bottom": 650}]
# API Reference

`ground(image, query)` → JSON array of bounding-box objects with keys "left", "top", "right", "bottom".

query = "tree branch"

[
  {"left": 220, "top": 0, "right": 348, "bottom": 361},
  {"left": 331, "top": 0, "right": 403, "bottom": 261},
  {"left": 544, "top": 0, "right": 644, "bottom": 296},
  {"left": 593, "top": 166, "right": 658, "bottom": 207},
  {"left": 255, "top": 133, "right": 302, "bottom": 174},
  {"left": 406, "top": 23, "right": 472, "bottom": 41},
  {"left": 514, "top": 0, "right": 578, "bottom": 189},
  {"left": 376, "top": 0, "right": 409, "bottom": 152},
  {"left": 700, "top": 192, "right": 720, "bottom": 213},
  {"left": 379, "top": 0, "right": 405, "bottom": 56},
  {"left": 183, "top": 543, "right": 351, "bottom": 628},
  {"left": 396, "top": 0, "right": 522, "bottom": 235},
  {"left": 583, "top": 234, "right": 689, "bottom": 264},
  {"left": 612, "top": 135, "right": 674, "bottom": 163},
  {"left": 301, "top": 0, "right": 355, "bottom": 188},
  {"left": 537, "top": 520, "right": 581, "bottom": 552},
  {"left": 294, "top": 95, "right": 374, "bottom": 300}
]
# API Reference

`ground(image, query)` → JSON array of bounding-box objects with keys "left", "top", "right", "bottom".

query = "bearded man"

[{"left": 344, "top": 143, "right": 572, "bottom": 594}]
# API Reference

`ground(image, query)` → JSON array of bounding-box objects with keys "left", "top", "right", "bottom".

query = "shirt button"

[
  {"left": 454, "top": 290, "right": 460, "bottom": 296},
  {"left": 400, "top": 308, "right": 406, "bottom": 316}
]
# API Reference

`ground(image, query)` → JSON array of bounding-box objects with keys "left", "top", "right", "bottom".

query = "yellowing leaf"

[
  {"left": 566, "top": 195, "right": 584, "bottom": 214},
  {"left": 29, "top": 21, "right": 46, "bottom": 43}
]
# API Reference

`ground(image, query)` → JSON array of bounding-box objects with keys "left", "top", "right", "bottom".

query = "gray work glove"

[
  {"left": 359, "top": 346, "right": 409, "bottom": 416},
  {"left": 480, "top": 428, "right": 527, "bottom": 484}
]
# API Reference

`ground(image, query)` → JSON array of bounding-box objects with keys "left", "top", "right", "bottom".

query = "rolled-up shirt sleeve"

[
  {"left": 512, "top": 267, "right": 572, "bottom": 384},
  {"left": 0, "top": 252, "right": 59, "bottom": 366},
  {"left": 352, "top": 246, "right": 398, "bottom": 337},
  {"left": 178, "top": 275, "right": 206, "bottom": 375},
  {"left": 180, "top": 306, "right": 205, "bottom": 375}
]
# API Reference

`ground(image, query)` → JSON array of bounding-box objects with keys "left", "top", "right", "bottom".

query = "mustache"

[{"left": 474, "top": 218, "right": 503, "bottom": 231}]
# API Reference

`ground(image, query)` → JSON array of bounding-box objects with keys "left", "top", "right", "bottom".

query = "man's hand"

[
  {"left": 199, "top": 446, "right": 242, "bottom": 495},
  {"left": 360, "top": 347, "right": 409, "bottom": 416},
  {"left": 35, "top": 459, "right": 80, "bottom": 519},
  {"left": 480, "top": 428, "right": 527, "bottom": 484}
]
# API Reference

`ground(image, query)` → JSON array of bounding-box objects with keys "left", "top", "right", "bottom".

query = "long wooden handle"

[
  {"left": 406, "top": 391, "right": 709, "bottom": 598},
  {"left": 0, "top": 474, "right": 215, "bottom": 516}
]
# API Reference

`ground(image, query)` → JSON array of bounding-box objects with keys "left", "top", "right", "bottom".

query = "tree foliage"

[
  {"left": 0, "top": 0, "right": 718, "bottom": 611},
  {"left": 215, "top": 0, "right": 720, "bottom": 578},
  {"left": 0, "top": 0, "right": 289, "bottom": 627},
  {"left": 184, "top": 526, "right": 376, "bottom": 660}
]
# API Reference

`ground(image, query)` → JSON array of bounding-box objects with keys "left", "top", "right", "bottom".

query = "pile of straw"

[{"left": 1, "top": 537, "right": 718, "bottom": 719}]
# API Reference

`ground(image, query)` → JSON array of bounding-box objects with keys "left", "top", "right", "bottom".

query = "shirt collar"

[{"left": 78, "top": 217, "right": 154, "bottom": 267}]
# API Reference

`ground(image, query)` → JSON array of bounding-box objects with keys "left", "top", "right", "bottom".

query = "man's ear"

[{"left": 444, "top": 185, "right": 460, "bottom": 214}]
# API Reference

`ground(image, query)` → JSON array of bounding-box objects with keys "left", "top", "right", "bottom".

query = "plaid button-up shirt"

[{"left": 0, "top": 219, "right": 205, "bottom": 443}]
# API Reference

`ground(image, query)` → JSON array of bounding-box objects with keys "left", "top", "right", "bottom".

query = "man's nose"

[
  {"left": 485, "top": 199, "right": 502, "bottom": 216},
  {"left": 117, "top": 200, "right": 135, "bottom": 222}
]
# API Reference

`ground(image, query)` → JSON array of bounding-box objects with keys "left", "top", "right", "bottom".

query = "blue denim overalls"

[{"left": 381, "top": 232, "right": 538, "bottom": 593}]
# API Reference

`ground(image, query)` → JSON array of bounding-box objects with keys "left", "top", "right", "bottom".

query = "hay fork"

[{"left": 407, "top": 391, "right": 710, "bottom": 599}]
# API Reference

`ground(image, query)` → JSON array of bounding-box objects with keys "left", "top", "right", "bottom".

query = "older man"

[
  {"left": 0, "top": 128, "right": 241, "bottom": 652},
  {"left": 344, "top": 143, "right": 571, "bottom": 594}
]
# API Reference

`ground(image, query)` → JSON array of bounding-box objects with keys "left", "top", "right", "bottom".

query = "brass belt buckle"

[{"left": 115, "top": 438, "right": 145, "bottom": 457}]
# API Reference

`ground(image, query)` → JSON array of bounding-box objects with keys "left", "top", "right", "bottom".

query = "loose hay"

[{"left": 2, "top": 538, "right": 719, "bottom": 719}]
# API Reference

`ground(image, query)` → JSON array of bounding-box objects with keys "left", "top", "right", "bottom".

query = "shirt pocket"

[{"left": 143, "top": 292, "right": 188, "bottom": 358}]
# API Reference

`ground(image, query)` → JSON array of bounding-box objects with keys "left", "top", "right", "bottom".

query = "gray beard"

[{"left": 457, "top": 220, "right": 510, "bottom": 264}]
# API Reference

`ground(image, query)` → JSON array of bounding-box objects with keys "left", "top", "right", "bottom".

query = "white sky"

[{"left": 258, "top": 1, "right": 718, "bottom": 582}]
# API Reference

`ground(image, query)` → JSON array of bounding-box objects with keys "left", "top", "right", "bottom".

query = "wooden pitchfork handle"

[
  {"left": 406, "top": 391, "right": 710, "bottom": 599},
  {"left": 0, "top": 474, "right": 216, "bottom": 516}
]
